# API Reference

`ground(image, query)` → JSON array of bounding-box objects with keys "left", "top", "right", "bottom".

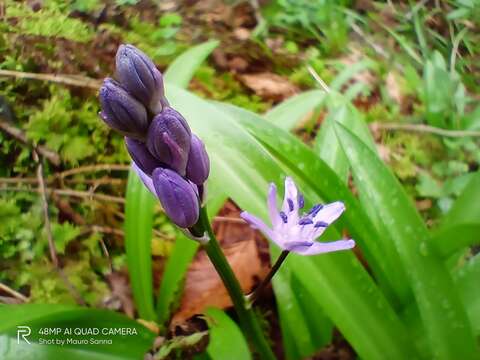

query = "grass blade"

[
  {"left": 264, "top": 90, "right": 325, "bottom": 131},
  {"left": 164, "top": 40, "right": 219, "bottom": 89}
]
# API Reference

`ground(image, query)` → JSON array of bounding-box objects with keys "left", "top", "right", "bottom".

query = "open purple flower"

[{"left": 240, "top": 177, "right": 355, "bottom": 255}]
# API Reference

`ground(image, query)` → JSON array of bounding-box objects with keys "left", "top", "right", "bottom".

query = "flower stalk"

[
  {"left": 246, "top": 250, "right": 290, "bottom": 305},
  {"left": 198, "top": 207, "right": 276, "bottom": 360}
]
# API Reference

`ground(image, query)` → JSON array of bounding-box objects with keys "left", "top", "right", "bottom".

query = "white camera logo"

[{"left": 17, "top": 326, "right": 31, "bottom": 344}]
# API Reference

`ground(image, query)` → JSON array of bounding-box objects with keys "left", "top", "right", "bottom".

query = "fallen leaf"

[
  {"left": 105, "top": 272, "right": 135, "bottom": 318},
  {"left": 239, "top": 72, "right": 298, "bottom": 101},
  {"left": 171, "top": 239, "right": 265, "bottom": 326}
]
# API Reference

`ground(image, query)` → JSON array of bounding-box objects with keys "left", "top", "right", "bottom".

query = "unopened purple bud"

[
  {"left": 152, "top": 168, "right": 199, "bottom": 228},
  {"left": 116, "top": 44, "right": 166, "bottom": 114},
  {"left": 186, "top": 134, "right": 210, "bottom": 185},
  {"left": 147, "top": 107, "right": 191, "bottom": 176},
  {"left": 99, "top": 78, "right": 149, "bottom": 140},
  {"left": 125, "top": 137, "right": 163, "bottom": 175}
]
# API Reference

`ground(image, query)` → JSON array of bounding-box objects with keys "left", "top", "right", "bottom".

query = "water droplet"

[{"left": 419, "top": 242, "right": 429, "bottom": 256}]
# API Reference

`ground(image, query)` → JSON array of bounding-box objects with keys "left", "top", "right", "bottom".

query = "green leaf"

[
  {"left": 0, "top": 304, "right": 155, "bottom": 360},
  {"left": 334, "top": 122, "right": 478, "bottom": 359},
  {"left": 406, "top": 254, "right": 480, "bottom": 355},
  {"left": 289, "top": 251, "right": 413, "bottom": 360},
  {"left": 204, "top": 308, "right": 251, "bottom": 360},
  {"left": 263, "top": 90, "right": 325, "bottom": 131},
  {"left": 164, "top": 40, "right": 219, "bottom": 89},
  {"left": 314, "top": 96, "right": 375, "bottom": 183},
  {"left": 455, "top": 254, "right": 480, "bottom": 335},
  {"left": 273, "top": 267, "right": 318, "bottom": 360},
  {"left": 124, "top": 170, "right": 156, "bottom": 320}
]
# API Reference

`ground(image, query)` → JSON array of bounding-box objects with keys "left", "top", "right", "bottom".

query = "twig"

[
  {"left": 0, "top": 69, "right": 101, "bottom": 89},
  {"left": 0, "top": 282, "right": 28, "bottom": 302},
  {"left": 0, "top": 177, "right": 126, "bottom": 186},
  {"left": 58, "top": 164, "right": 130, "bottom": 178},
  {"left": 34, "top": 150, "right": 58, "bottom": 267},
  {"left": 370, "top": 122, "right": 480, "bottom": 138},
  {"left": 0, "top": 186, "right": 126, "bottom": 204},
  {"left": 213, "top": 216, "right": 245, "bottom": 224},
  {"left": 351, "top": 22, "right": 389, "bottom": 59},
  {"left": 307, "top": 65, "right": 331, "bottom": 93},
  {"left": 33, "top": 150, "right": 86, "bottom": 306},
  {"left": 0, "top": 118, "right": 61, "bottom": 166}
]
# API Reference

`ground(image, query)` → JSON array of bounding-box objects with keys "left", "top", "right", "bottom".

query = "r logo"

[{"left": 17, "top": 326, "right": 31, "bottom": 344}]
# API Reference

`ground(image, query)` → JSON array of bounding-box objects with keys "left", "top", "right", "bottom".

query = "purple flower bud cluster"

[{"left": 99, "top": 44, "right": 210, "bottom": 229}]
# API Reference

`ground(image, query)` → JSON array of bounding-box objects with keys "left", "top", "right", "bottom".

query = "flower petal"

[
  {"left": 312, "top": 201, "right": 345, "bottom": 225},
  {"left": 282, "top": 177, "right": 298, "bottom": 210},
  {"left": 132, "top": 161, "right": 157, "bottom": 196},
  {"left": 240, "top": 211, "right": 284, "bottom": 248},
  {"left": 267, "top": 183, "right": 281, "bottom": 229},
  {"left": 293, "top": 239, "right": 355, "bottom": 256}
]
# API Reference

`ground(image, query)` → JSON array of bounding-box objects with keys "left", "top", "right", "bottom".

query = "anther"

[{"left": 314, "top": 221, "right": 328, "bottom": 228}]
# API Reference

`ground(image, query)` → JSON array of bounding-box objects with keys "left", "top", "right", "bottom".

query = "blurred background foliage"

[{"left": 0, "top": 0, "right": 479, "bottom": 359}]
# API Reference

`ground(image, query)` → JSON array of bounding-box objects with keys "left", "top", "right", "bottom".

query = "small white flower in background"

[{"left": 241, "top": 177, "right": 355, "bottom": 255}]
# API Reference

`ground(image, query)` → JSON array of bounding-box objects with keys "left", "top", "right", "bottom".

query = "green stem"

[
  {"left": 247, "top": 250, "right": 289, "bottom": 305},
  {"left": 199, "top": 207, "right": 276, "bottom": 360}
]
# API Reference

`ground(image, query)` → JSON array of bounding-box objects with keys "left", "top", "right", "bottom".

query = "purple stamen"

[
  {"left": 308, "top": 204, "right": 323, "bottom": 217},
  {"left": 279, "top": 211, "right": 288, "bottom": 223},
  {"left": 314, "top": 221, "right": 328, "bottom": 228},
  {"left": 298, "top": 193, "right": 304, "bottom": 209},
  {"left": 298, "top": 218, "right": 313, "bottom": 225},
  {"left": 287, "top": 198, "right": 294, "bottom": 212},
  {"left": 286, "top": 241, "right": 312, "bottom": 250}
]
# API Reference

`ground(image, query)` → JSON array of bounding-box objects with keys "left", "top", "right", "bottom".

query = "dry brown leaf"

[
  {"left": 239, "top": 72, "right": 298, "bottom": 101},
  {"left": 171, "top": 239, "right": 264, "bottom": 326},
  {"left": 105, "top": 272, "right": 135, "bottom": 318}
]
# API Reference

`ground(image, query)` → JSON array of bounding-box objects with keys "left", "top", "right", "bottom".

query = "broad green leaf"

[
  {"left": 289, "top": 251, "right": 413, "bottom": 360},
  {"left": 405, "top": 254, "right": 480, "bottom": 355},
  {"left": 290, "top": 272, "right": 333, "bottom": 348},
  {"left": 215, "top": 102, "right": 407, "bottom": 303},
  {"left": 124, "top": 170, "right": 156, "bottom": 320},
  {"left": 164, "top": 40, "right": 219, "bottom": 89},
  {"left": 314, "top": 96, "right": 375, "bottom": 183},
  {"left": 264, "top": 90, "right": 325, "bottom": 131},
  {"left": 207, "top": 101, "right": 414, "bottom": 359},
  {"left": 455, "top": 254, "right": 480, "bottom": 335},
  {"left": 335, "top": 123, "right": 478, "bottom": 359},
  {"left": 273, "top": 267, "right": 318, "bottom": 360},
  {"left": 204, "top": 308, "right": 251, "bottom": 360},
  {"left": 0, "top": 304, "right": 155, "bottom": 360}
]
